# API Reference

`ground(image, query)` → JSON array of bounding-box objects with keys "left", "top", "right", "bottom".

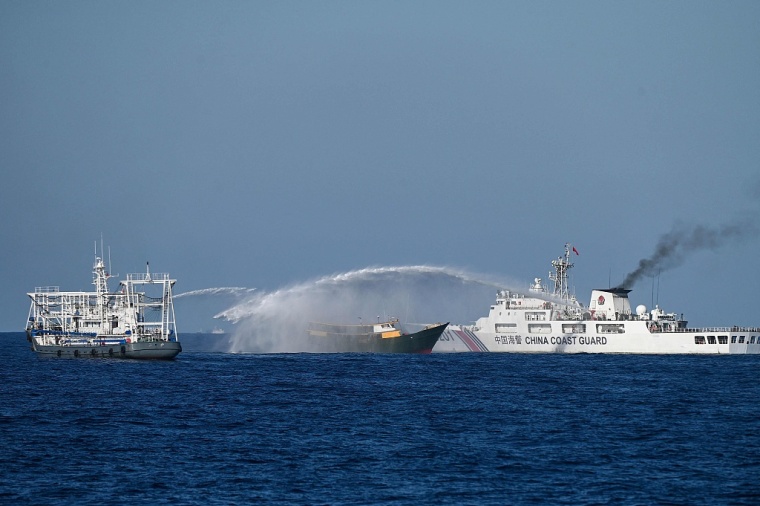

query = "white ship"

[
  {"left": 435, "top": 244, "right": 760, "bottom": 354},
  {"left": 25, "top": 249, "right": 181, "bottom": 359}
]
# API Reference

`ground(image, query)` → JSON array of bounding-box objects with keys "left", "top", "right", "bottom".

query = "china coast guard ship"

[
  {"left": 435, "top": 244, "right": 760, "bottom": 354},
  {"left": 25, "top": 249, "right": 181, "bottom": 359}
]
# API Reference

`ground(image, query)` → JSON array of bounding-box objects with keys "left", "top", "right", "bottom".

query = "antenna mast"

[{"left": 549, "top": 243, "right": 574, "bottom": 300}]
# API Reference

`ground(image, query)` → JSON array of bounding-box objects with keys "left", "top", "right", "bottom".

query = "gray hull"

[{"left": 30, "top": 340, "right": 182, "bottom": 360}]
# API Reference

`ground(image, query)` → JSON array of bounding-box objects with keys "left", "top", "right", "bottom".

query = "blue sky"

[{"left": 2, "top": 1, "right": 759, "bottom": 333}]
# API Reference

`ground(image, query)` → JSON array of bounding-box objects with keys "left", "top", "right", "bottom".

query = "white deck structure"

[{"left": 26, "top": 250, "right": 181, "bottom": 359}]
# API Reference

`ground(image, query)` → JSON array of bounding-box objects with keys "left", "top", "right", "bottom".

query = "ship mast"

[
  {"left": 93, "top": 241, "right": 111, "bottom": 327},
  {"left": 93, "top": 256, "right": 110, "bottom": 294},
  {"left": 549, "top": 243, "right": 574, "bottom": 301},
  {"left": 92, "top": 241, "right": 110, "bottom": 296}
]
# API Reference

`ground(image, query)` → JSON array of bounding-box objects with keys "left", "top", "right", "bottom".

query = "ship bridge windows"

[
  {"left": 562, "top": 324, "right": 586, "bottom": 334},
  {"left": 495, "top": 323, "right": 517, "bottom": 333},
  {"left": 707, "top": 336, "right": 716, "bottom": 345},
  {"left": 525, "top": 312, "right": 547, "bottom": 321},
  {"left": 695, "top": 336, "right": 706, "bottom": 345},
  {"left": 596, "top": 324, "right": 624, "bottom": 334},
  {"left": 739, "top": 336, "right": 745, "bottom": 344},
  {"left": 528, "top": 324, "right": 551, "bottom": 334},
  {"left": 718, "top": 336, "right": 728, "bottom": 344}
]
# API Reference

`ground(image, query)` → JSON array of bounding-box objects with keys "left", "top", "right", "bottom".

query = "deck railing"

[
  {"left": 125, "top": 273, "right": 172, "bottom": 282},
  {"left": 665, "top": 326, "right": 760, "bottom": 333},
  {"left": 34, "top": 286, "right": 60, "bottom": 293}
]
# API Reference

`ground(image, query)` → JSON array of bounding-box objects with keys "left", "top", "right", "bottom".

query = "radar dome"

[{"left": 636, "top": 304, "right": 647, "bottom": 316}]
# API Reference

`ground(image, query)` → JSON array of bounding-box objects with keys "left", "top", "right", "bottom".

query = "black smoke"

[{"left": 616, "top": 218, "right": 757, "bottom": 289}]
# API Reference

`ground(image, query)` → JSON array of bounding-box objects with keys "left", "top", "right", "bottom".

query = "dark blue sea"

[{"left": 1, "top": 332, "right": 759, "bottom": 505}]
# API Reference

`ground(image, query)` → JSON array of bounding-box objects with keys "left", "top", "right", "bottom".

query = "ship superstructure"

[
  {"left": 25, "top": 250, "right": 181, "bottom": 359},
  {"left": 435, "top": 244, "right": 760, "bottom": 354}
]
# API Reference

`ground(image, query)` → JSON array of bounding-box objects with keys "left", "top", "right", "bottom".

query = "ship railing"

[
  {"left": 505, "top": 303, "right": 555, "bottom": 310},
  {"left": 132, "top": 328, "right": 175, "bottom": 342},
  {"left": 34, "top": 286, "right": 60, "bottom": 293},
  {"left": 665, "top": 326, "right": 760, "bottom": 333},
  {"left": 126, "top": 273, "right": 172, "bottom": 282}
]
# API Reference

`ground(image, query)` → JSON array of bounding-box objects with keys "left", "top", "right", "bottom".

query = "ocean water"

[{"left": 1, "top": 332, "right": 759, "bottom": 505}]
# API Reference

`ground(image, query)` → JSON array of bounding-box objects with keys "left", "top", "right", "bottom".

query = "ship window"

[
  {"left": 718, "top": 336, "right": 728, "bottom": 344},
  {"left": 731, "top": 336, "right": 737, "bottom": 343},
  {"left": 495, "top": 323, "right": 517, "bottom": 333},
  {"left": 707, "top": 336, "right": 716, "bottom": 344},
  {"left": 739, "top": 336, "right": 745, "bottom": 344},
  {"left": 596, "top": 324, "right": 624, "bottom": 334},
  {"left": 528, "top": 324, "right": 551, "bottom": 334},
  {"left": 694, "top": 336, "right": 706, "bottom": 345},
  {"left": 562, "top": 324, "right": 586, "bottom": 333},
  {"left": 751, "top": 336, "right": 756, "bottom": 344},
  {"left": 525, "top": 312, "right": 546, "bottom": 321}
]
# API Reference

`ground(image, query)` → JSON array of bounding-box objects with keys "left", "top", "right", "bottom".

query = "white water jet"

[
  {"left": 174, "top": 287, "right": 257, "bottom": 298},
  {"left": 215, "top": 265, "right": 524, "bottom": 354}
]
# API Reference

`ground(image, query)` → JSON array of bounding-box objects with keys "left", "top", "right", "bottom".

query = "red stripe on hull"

[{"left": 455, "top": 329, "right": 483, "bottom": 352}]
